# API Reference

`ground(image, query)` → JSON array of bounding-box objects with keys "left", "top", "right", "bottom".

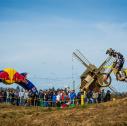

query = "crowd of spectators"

[{"left": 0, "top": 87, "right": 112, "bottom": 107}]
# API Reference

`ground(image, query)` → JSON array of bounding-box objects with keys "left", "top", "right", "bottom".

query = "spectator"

[
  {"left": 77, "top": 92, "right": 81, "bottom": 105},
  {"left": 6, "top": 89, "right": 10, "bottom": 103},
  {"left": 24, "top": 90, "right": 29, "bottom": 106},
  {"left": 52, "top": 92, "right": 56, "bottom": 107},
  {"left": 86, "top": 90, "right": 93, "bottom": 103},
  {"left": 69, "top": 90, "right": 76, "bottom": 104},
  {"left": 14, "top": 91, "right": 20, "bottom": 106},
  {"left": 44, "top": 91, "right": 49, "bottom": 107},
  {"left": 56, "top": 91, "right": 61, "bottom": 107},
  {"left": 97, "top": 91, "right": 102, "bottom": 103},
  {"left": 48, "top": 91, "right": 53, "bottom": 107},
  {"left": 92, "top": 91, "right": 98, "bottom": 103},
  {"left": 104, "top": 90, "right": 111, "bottom": 102},
  {"left": 3, "top": 90, "right": 7, "bottom": 103},
  {"left": 0, "top": 90, "right": 3, "bottom": 102},
  {"left": 19, "top": 89, "right": 24, "bottom": 105},
  {"left": 101, "top": 89, "right": 106, "bottom": 102}
]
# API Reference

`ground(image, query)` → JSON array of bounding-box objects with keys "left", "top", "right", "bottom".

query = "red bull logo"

[
  {"left": 0, "top": 68, "right": 27, "bottom": 84},
  {"left": 0, "top": 71, "right": 10, "bottom": 80},
  {"left": 13, "top": 72, "right": 27, "bottom": 83}
]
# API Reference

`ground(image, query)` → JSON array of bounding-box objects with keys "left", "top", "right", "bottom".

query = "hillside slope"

[{"left": 0, "top": 98, "right": 127, "bottom": 126}]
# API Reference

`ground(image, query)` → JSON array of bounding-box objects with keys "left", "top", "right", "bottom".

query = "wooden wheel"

[{"left": 97, "top": 73, "right": 112, "bottom": 87}]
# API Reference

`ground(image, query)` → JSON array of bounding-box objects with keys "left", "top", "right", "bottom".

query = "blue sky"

[{"left": 0, "top": 0, "right": 127, "bottom": 91}]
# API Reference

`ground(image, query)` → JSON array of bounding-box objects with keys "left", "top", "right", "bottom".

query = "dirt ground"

[{"left": 0, "top": 98, "right": 127, "bottom": 126}]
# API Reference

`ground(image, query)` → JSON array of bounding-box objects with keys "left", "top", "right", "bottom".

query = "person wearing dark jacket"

[{"left": 104, "top": 90, "right": 111, "bottom": 102}]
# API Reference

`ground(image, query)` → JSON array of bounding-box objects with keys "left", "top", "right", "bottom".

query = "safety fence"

[
  {"left": 0, "top": 94, "right": 113, "bottom": 108},
  {"left": 0, "top": 96, "right": 85, "bottom": 108}
]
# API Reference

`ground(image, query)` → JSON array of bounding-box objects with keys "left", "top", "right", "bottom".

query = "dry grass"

[{"left": 0, "top": 98, "right": 127, "bottom": 126}]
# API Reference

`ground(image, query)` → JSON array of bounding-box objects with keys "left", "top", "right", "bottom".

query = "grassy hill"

[{"left": 0, "top": 98, "right": 127, "bottom": 126}]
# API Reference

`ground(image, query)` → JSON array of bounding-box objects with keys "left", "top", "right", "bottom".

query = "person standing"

[
  {"left": 24, "top": 90, "right": 29, "bottom": 106},
  {"left": 97, "top": 90, "right": 102, "bottom": 103},
  {"left": 92, "top": 91, "right": 98, "bottom": 103},
  {"left": 14, "top": 91, "right": 20, "bottom": 106},
  {"left": 101, "top": 89, "right": 106, "bottom": 102},
  {"left": 56, "top": 91, "right": 61, "bottom": 107},
  {"left": 104, "top": 90, "right": 111, "bottom": 102},
  {"left": 6, "top": 89, "right": 10, "bottom": 103},
  {"left": 52, "top": 92, "right": 56, "bottom": 107},
  {"left": 19, "top": 89, "right": 24, "bottom": 105}
]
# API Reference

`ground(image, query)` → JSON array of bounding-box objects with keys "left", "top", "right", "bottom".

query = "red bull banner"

[
  {"left": 0, "top": 68, "right": 37, "bottom": 93},
  {"left": 0, "top": 68, "right": 26, "bottom": 84}
]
